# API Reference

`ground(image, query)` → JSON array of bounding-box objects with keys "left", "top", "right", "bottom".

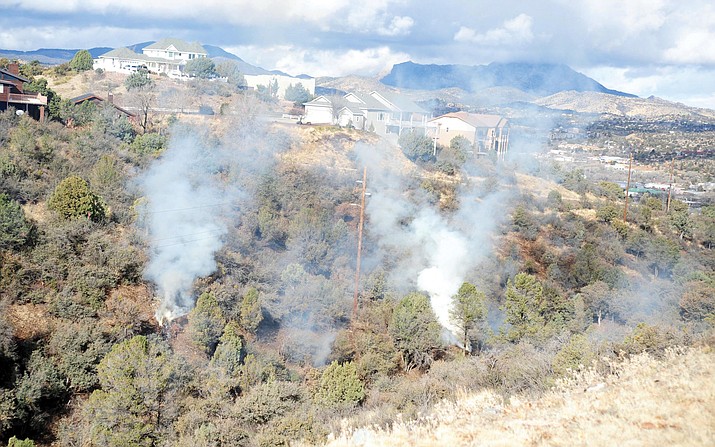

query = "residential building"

[
  {"left": 94, "top": 38, "right": 208, "bottom": 77},
  {"left": 427, "top": 112, "right": 509, "bottom": 157},
  {"left": 0, "top": 63, "right": 47, "bottom": 122},
  {"left": 303, "top": 90, "right": 429, "bottom": 135},
  {"left": 69, "top": 92, "right": 136, "bottom": 122}
]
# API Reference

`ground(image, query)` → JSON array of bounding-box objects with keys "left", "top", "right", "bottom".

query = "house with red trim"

[{"left": 0, "top": 63, "right": 47, "bottom": 122}]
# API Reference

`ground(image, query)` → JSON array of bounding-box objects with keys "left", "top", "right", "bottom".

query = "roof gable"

[
  {"left": 304, "top": 95, "right": 332, "bottom": 106},
  {"left": 0, "top": 68, "right": 30, "bottom": 84},
  {"left": 143, "top": 38, "right": 207, "bottom": 54},
  {"left": 430, "top": 112, "right": 508, "bottom": 129},
  {"left": 370, "top": 91, "right": 427, "bottom": 114}
]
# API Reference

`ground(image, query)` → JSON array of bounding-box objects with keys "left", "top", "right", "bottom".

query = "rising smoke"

[
  {"left": 355, "top": 142, "right": 514, "bottom": 342},
  {"left": 139, "top": 131, "right": 231, "bottom": 323},
  {"left": 137, "top": 104, "right": 285, "bottom": 324}
]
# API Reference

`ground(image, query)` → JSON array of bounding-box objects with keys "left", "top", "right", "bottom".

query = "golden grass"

[{"left": 312, "top": 347, "right": 715, "bottom": 447}]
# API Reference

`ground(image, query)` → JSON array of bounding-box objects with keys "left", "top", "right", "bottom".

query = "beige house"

[{"left": 427, "top": 112, "right": 509, "bottom": 157}]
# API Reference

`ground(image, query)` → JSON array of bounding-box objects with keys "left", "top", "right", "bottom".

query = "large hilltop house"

[
  {"left": 302, "top": 91, "right": 430, "bottom": 135},
  {"left": 93, "top": 38, "right": 208, "bottom": 77},
  {"left": 427, "top": 112, "right": 510, "bottom": 157},
  {"left": 0, "top": 63, "right": 47, "bottom": 122}
]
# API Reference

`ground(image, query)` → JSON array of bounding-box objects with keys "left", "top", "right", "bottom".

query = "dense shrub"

[{"left": 47, "top": 176, "right": 105, "bottom": 222}]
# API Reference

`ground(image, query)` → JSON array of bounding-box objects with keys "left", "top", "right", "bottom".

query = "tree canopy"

[
  {"left": 183, "top": 57, "right": 217, "bottom": 79},
  {"left": 69, "top": 50, "right": 94, "bottom": 71}
]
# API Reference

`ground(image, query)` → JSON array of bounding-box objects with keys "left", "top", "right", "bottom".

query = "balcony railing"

[{"left": 6, "top": 92, "right": 48, "bottom": 105}]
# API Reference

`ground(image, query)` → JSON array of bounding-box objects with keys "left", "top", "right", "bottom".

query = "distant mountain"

[
  {"left": 0, "top": 42, "right": 300, "bottom": 78},
  {"left": 381, "top": 61, "right": 636, "bottom": 98},
  {"left": 0, "top": 47, "right": 112, "bottom": 64}
]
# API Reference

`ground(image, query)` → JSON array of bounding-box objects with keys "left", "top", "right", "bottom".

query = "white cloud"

[
  {"left": 226, "top": 44, "right": 409, "bottom": 77},
  {"left": 0, "top": 25, "right": 157, "bottom": 51},
  {"left": 378, "top": 16, "right": 414, "bottom": 36},
  {"left": 582, "top": 64, "right": 715, "bottom": 109},
  {"left": 454, "top": 13, "right": 533, "bottom": 45}
]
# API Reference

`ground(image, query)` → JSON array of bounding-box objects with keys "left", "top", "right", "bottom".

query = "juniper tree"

[{"left": 449, "top": 282, "right": 486, "bottom": 354}]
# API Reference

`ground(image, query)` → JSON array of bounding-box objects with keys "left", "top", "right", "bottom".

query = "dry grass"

[{"left": 311, "top": 347, "right": 715, "bottom": 447}]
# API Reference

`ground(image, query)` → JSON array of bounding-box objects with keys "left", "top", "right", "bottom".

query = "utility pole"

[
  {"left": 623, "top": 153, "right": 633, "bottom": 222},
  {"left": 667, "top": 157, "right": 674, "bottom": 213},
  {"left": 353, "top": 167, "right": 367, "bottom": 318}
]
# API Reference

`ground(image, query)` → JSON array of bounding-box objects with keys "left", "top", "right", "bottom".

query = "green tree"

[
  {"left": 124, "top": 71, "right": 154, "bottom": 132},
  {"left": 449, "top": 282, "right": 486, "bottom": 354},
  {"left": 389, "top": 292, "right": 442, "bottom": 371},
  {"left": 184, "top": 58, "right": 217, "bottom": 79},
  {"left": 23, "top": 78, "right": 61, "bottom": 120},
  {"left": 210, "top": 321, "right": 245, "bottom": 376},
  {"left": 552, "top": 333, "right": 594, "bottom": 376},
  {"left": 7, "top": 437, "right": 34, "bottom": 447},
  {"left": 670, "top": 208, "right": 693, "bottom": 240},
  {"left": 84, "top": 336, "right": 180, "bottom": 447},
  {"left": 597, "top": 181, "right": 623, "bottom": 200},
  {"left": 47, "top": 176, "right": 105, "bottom": 221},
  {"left": 578, "top": 280, "right": 613, "bottom": 325},
  {"left": 188, "top": 292, "right": 226, "bottom": 355},
  {"left": 645, "top": 236, "right": 680, "bottom": 278},
  {"left": 436, "top": 135, "right": 469, "bottom": 175},
  {"left": 503, "top": 273, "right": 548, "bottom": 342},
  {"left": 694, "top": 205, "right": 715, "bottom": 249},
  {"left": 69, "top": 50, "right": 94, "bottom": 72},
  {"left": 215, "top": 61, "right": 247, "bottom": 88},
  {"left": 0, "top": 194, "right": 32, "bottom": 250},
  {"left": 596, "top": 203, "right": 620, "bottom": 223},
  {"left": 284, "top": 83, "right": 312, "bottom": 105},
  {"left": 398, "top": 130, "right": 434, "bottom": 162},
  {"left": 239, "top": 287, "right": 263, "bottom": 334},
  {"left": 125, "top": 70, "right": 153, "bottom": 90},
  {"left": 314, "top": 361, "right": 364, "bottom": 406}
]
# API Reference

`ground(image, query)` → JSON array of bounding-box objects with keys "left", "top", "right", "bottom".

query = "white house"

[
  {"left": 94, "top": 38, "right": 208, "bottom": 77},
  {"left": 303, "top": 90, "right": 429, "bottom": 135}
]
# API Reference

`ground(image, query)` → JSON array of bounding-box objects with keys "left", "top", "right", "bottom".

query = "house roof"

[
  {"left": 430, "top": 112, "right": 508, "bottom": 129},
  {"left": 371, "top": 91, "right": 427, "bottom": 114},
  {"left": 303, "top": 95, "right": 333, "bottom": 106},
  {"left": 344, "top": 92, "right": 387, "bottom": 110},
  {"left": 143, "top": 38, "right": 207, "bottom": 55},
  {"left": 0, "top": 68, "right": 30, "bottom": 83},
  {"left": 70, "top": 93, "right": 102, "bottom": 103},
  {"left": 98, "top": 47, "right": 143, "bottom": 59},
  {"left": 341, "top": 104, "right": 365, "bottom": 116},
  {"left": 69, "top": 92, "right": 136, "bottom": 117}
]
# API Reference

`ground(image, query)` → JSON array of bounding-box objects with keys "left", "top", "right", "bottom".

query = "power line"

[
  {"left": 149, "top": 229, "right": 224, "bottom": 243},
  {"left": 141, "top": 202, "right": 232, "bottom": 214},
  {"left": 153, "top": 234, "right": 225, "bottom": 249}
]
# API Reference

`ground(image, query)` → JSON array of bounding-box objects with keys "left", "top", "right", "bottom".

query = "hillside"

[
  {"left": 534, "top": 91, "right": 715, "bottom": 120},
  {"left": 320, "top": 347, "right": 715, "bottom": 447}
]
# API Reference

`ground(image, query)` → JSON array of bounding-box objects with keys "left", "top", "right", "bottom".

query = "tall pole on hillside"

[
  {"left": 353, "top": 167, "right": 367, "bottom": 319},
  {"left": 623, "top": 153, "right": 633, "bottom": 222},
  {"left": 667, "top": 157, "right": 675, "bottom": 213}
]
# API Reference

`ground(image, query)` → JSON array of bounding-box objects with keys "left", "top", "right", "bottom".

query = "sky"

[{"left": 1, "top": 0, "right": 715, "bottom": 108}]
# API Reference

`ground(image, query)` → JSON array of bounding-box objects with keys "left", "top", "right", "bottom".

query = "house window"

[{"left": 378, "top": 113, "right": 384, "bottom": 121}]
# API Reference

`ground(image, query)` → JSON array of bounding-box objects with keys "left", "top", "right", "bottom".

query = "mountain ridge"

[{"left": 381, "top": 61, "right": 636, "bottom": 98}]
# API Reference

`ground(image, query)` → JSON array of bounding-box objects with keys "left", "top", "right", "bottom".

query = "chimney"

[
  {"left": 7, "top": 63, "right": 19, "bottom": 76},
  {"left": 108, "top": 92, "right": 114, "bottom": 104}
]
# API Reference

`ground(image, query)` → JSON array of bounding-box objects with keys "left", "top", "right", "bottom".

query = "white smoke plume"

[
  {"left": 139, "top": 133, "right": 230, "bottom": 323},
  {"left": 355, "top": 142, "right": 513, "bottom": 342}
]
